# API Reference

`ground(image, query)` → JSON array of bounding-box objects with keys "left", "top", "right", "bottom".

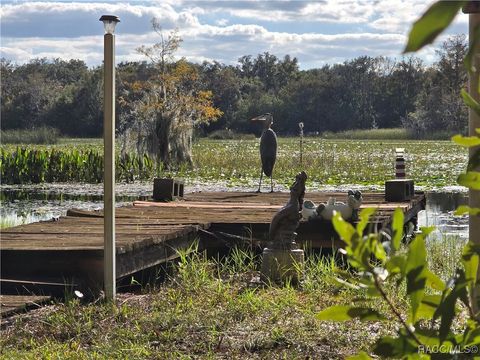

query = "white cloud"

[
  {"left": 0, "top": 1, "right": 469, "bottom": 69},
  {"left": 215, "top": 18, "right": 229, "bottom": 26}
]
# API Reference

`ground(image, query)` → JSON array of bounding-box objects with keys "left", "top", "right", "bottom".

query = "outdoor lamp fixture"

[
  {"left": 100, "top": 15, "right": 120, "bottom": 34},
  {"left": 100, "top": 14, "right": 119, "bottom": 301}
]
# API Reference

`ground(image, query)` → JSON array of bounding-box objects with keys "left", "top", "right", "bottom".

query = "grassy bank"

[
  {"left": 1, "top": 233, "right": 466, "bottom": 359},
  {"left": 320, "top": 128, "right": 457, "bottom": 141},
  {"left": 1, "top": 138, "right": 467, "bottom": 187},
  {"left": 321, "top": 128, "right": 411, "bottom": 140},
  {"left": 1, "top": 127, "right": 61, "bottom": 145}
]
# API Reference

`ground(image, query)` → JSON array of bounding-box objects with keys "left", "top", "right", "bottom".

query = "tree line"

[{"left": 1, "top": 34, "right": 468, "bottom": 140}]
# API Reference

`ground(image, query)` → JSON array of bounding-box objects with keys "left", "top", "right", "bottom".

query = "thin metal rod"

[{"left": 104, "top": 33, "right": 116, "bottom": 301}]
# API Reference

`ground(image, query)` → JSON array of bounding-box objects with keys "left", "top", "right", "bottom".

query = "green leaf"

[
  {"left": 457, "top": 171, "right": 480, "bottom": 190},
  {"left": 455, "top": 205, "right": 480, "bottom": 216},
  {"left": 465, "top": 22, "right": 480, "bottom": 72},
  {"left": 425, "top": 269, "right": 446, "bottom": 291},
  {"left": 460, "top": 89, "right": 480, "bottom": 116},
  {"left": 419, "top": 226, "right": 436, "bottom": 238},
  {"left": 346, "top": 352, "right": 373, "bottom": 360},
  {"left": 406, "top": 235, "right": 427, "bottom": 323},
  {"left": 434, "top": 270, "right": 470, "bottom": 343},
  {"left": 357, "top": 207, "right": 376, "bottom": 235},
  {"left": 391, "top": 208, "right": 404, "bottom": 251},
  {"left": 462, "top": 242, "right": 480, "bottom": 291},
  {"left": 332, "top": 211, "right": 356, "bottom": 244},
  {"left": 415, "top": 328, "right": 442, "bottom": 347},
  {"left": 373, "top": 336, "right": 419, "bottom": 358},
  {"left": 467, "top": 148, "right": 480, "bottom": 172},
  {"left": 452, "top": 134, "right": 480, "bottom": 147},
  {"left": 385, "top": 255, "right": 406, "bottom": 276},
  {"left": 317, "top": 305, "right": 386, "bottom": 321},
  {"left": 404, "top": 1, "right": 465, "bottom": 53},
  {"left": 464, "top": 319, "right": 480, "bottom": 346},
  {"left": 333, "top": 277, "right": 362, "bottom": 290},
  {"left": 417, "top": 294, "right": 442, "bottom": 320}
]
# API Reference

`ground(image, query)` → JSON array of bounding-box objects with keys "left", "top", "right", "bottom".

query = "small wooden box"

[
  {"left": 153, "top": 178, "right": 184, "bottom": 201},
  {"left": 385, "top": 179, "right": 414, "bottom": 202}
]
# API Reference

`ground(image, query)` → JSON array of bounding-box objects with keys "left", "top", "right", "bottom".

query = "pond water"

[
  {"left": 0, "top": 183, "right": 470, "bottom": 240},
  {"left": 417, "top": 192, "right": 469, "bottom": 240}
]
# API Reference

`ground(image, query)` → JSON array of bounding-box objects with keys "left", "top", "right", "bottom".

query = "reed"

[
  {"left": 0, "top": 147, "right": 158, "bottom": 184},
  {"left": 1, "top": 127, "right": 60, "bottom": 144}
]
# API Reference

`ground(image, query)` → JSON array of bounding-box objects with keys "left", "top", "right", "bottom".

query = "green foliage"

[
  {"left": 207, "top": 129, "right": 256, "bottom": 140},
  {"left": 0, "top": 146, "right": 158, "bottom": 184},
  {"left": 1, "top": 127, "right": 60, "bottom": 144},
  {"left": 0, "top": 137, "right": 467, "bottom": 186},
  {"left": 0, "top": 245, "right": 383, "bottom": 359},
  {"left": 317, "top": 305, "right": 386, "bottom": 322},
  {"left": 404, "top": 1, "right": 465, "bottom": 53},
  {"left": 457, "top": 171, "right": 480, "bottom": 190},
  {"left": 1, "top": 43, "right": 469, "bottom": 139},
  {"left": 320, "top": 128, "right": 411, "bottom": 140},
  {"left": 319, "top": 208, "right": 480, "bottom": 358}
]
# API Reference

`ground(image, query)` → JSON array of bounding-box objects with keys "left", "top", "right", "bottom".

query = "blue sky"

[{"left": 0, "top": 1, "right": 469, "bottom": 69}]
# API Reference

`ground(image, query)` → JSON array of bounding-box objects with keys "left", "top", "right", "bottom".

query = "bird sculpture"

[
  {"left": 251, "top": 113, "right": 277, "bottom": 193},
  {"left": 268, "top": 171, "right": 307, "bottom": 249}
]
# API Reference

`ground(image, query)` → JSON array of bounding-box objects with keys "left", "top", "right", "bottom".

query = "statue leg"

[{"left": 256, "top": 170, "right": 263, "bottom": 193}]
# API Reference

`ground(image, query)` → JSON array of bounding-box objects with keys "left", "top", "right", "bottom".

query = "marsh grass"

[
  {"left": 1, "top": 138, "right": 467, "bottom": 187},
  {"left": 426, "top": 233, "right": 466, "bottom": 283},
  {"left": 189, "top": 138, "right": 467, "bottom": 188},
  {"left": 321, "top": 128, "right": 410, "bottom": 140},
  {"left": 1, "top": 127, "right": 60, "bottom": 144}
]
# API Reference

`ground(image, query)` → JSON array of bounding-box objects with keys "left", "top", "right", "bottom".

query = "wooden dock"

[{"left": 1, "top": 191, "right": 425, "bottom": 299}]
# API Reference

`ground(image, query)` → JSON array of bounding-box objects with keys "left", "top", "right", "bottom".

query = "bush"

[
  {"left": 320, "top": 128, "right": 410, "bottom": 140},
  {"left": 1, "top": 127, "right": 61, "bottom": 144},
  {"left": 207, "top": 129, "right": 256, "bottom": 140}
]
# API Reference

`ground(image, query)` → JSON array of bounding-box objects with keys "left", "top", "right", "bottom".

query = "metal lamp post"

[{"left": 100, "top": 14, "right": 120, "bottom": 301}]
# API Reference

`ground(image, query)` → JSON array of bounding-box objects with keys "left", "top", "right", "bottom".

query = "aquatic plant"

[{"left": 0, "top": 147, "right": 159, "bottom": 184}]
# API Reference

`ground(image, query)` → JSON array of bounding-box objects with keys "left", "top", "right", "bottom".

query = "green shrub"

[
  {"left": 1, "top": 127, "right": 61, "bottom": 144},
  {"left": 0, "top": 147, "right": 159, "bottom": 184},
  {"left": 207, "top": 129, "right": 256, "bottom": 140},
  {"left": 321, "top": 128, "right": 410, "bottom": 140}
]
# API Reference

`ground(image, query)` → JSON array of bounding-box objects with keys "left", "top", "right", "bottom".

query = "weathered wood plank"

[{"left": 1, "top": 295, "right": 51, "bottom": 317}]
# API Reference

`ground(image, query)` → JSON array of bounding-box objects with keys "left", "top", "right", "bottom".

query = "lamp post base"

[{"left": 260, "top": 248, "right": 304, "bottom": 285}]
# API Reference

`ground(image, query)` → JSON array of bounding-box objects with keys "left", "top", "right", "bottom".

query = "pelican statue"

[{"left": 251, "top": 113, "right": 277, "bottom": 193}]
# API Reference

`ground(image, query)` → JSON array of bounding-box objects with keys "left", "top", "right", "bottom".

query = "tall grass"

[
  {"left": 1, "top": 236, "right": 465, "bottom": 359},
  {"left": 426, "top": 233, "right": 466, "bottom": 282},
  {"left": 191, "top": 138, "right": 467, "bottom": 187},
  {"left": 0, "top": 147, "right": 158, "bottom": 184},
  {"left": 0, "top": 138, "right": 467, "bottom": 187},
  {"left": 207, "top": 129, "right": 256, "bottom": 140},
  {"left": 321, "top": 128, "right": 410, "bottom": 140},
  {"left": 1, "top": 127, "right": 61, "bottom": 144},
  {"left": 320, "top": 128, "right": 455, "bottom": 141}
]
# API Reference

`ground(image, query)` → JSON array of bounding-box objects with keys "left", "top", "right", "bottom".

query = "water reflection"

[
  {"left": 418, "top": 192, "right": 469, "bottom": 239},
  {"left": 1, "top": 188, "right": 141, "bottom": 228}
]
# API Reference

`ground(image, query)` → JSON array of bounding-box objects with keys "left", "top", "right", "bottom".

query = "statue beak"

[{"left": 251, "top": 115, "right": 267, "bottom": 122}]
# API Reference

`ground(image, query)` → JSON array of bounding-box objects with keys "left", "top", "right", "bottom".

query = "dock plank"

[{"left": 1, "top": 295, "right": 51, "bottom": 317}]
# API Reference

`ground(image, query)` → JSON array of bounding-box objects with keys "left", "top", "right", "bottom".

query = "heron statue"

[{"left": 251, "top": 113, "right": 277, "bottom": 193}]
